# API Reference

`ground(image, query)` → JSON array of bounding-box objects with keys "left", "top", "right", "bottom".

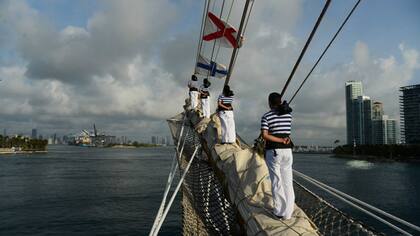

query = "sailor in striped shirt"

[
  {"left": 200, "top": 79, "right": 211, "bottom": 118},
  {"left": 218, "top": 85, "right": 236, "bottom": 144},
  {"left": 261, "top": 92, "right": 295, "bottom": 220}
]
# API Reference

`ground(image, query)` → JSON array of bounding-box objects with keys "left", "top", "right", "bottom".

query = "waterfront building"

[
  {"left": 372, "top": 102, "right": 384, "bottom": 120},
  {"left": 161, "top": 137, "right": 166, "bottom": 145},
  {"left": 400, "top": 84, "right": 420, "bottom": 144},
  {"left": 345, "top": 81, "right": 363, "bottom": 145},
  {"left": 151, "top": 136, "right": 157, "bottom": 145},
  {"left": 352, "top": 95, "right": 372, "bottom": 145},
  {"left": 31, "top": 128, "right": 37, "bottom": 139},
  {"left": 372, "top": 119, "right": 384, "bottom": 144},
  {"left": 372, "top": 115, "right": 397, "bottom": 144},
  {"left": 166, "top": 136, "right": 171, "bottom": 146},
  {"left": 385, "top": 118, "right": 397, "bottom": 144}
]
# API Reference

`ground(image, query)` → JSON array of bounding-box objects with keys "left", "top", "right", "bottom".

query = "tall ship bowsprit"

[{"left": 150, "top": 0, "right": 420, "bottom": 235}]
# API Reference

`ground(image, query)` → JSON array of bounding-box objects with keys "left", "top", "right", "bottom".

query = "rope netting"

[
  {"left": 293, "top": 180, "right": 379, "bottom": 236},
  {"left": 168, "top": 113, "right": 384, "bottom": 236},
  {"left": 169, "top": 115, "right": 239, "bottom": 235}
]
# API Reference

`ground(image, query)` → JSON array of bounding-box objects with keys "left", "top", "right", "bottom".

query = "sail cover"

[
  {"left": 203, "top": 12, "right": 240, "bottom": 48},
  {"left": 195, "top": 54, "right": 228, "bottom": 79}
]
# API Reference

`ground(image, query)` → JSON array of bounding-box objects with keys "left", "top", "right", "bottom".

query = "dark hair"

[
  {"left": 203, "top": 78, "right": 211, "bottom": 88},
  {"left": 268, "top": 92, "right": 282, "bottom": 110},
  {"left": 191, "top": 75, "right": 197, "bottom": 81},
  {"left": 223, "top": 85, "right": 234, "bottom": 97},
  {"left": 269, "top": 92, "right": 292, "bottom": 114}
]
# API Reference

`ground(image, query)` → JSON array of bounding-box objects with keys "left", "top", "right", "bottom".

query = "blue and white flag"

[{"left": 195, "top": 54, "right": 228, "bottom": 79}]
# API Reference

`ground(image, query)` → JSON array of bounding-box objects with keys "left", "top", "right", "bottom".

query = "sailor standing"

[
  {"left": 218, "top": 85, "right": 236, "bottom": 144},
  {"left": 188, "top": 75, "right": 200, "bottom": 110},
  {"left": 261, "top": 92, "right": 295, "bottom": 220},
  {"left": 200, "top": 78, "right": 211, "bottom": 118}
]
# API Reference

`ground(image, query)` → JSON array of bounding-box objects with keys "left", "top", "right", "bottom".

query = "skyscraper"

[
  {"left": 372, "top": 102, "right": 384, "bottom": 120},
  {"left": 372, "top": 101, "right": 384, "bottom": 144},
  {"left": 151, "top": 136, "right": 157, "bottom": 145},
  {"left": 31, "top": 128, "right": 37, "bottom": 139},
  {"left": 372, "top": 115, "right": 397, "bottom": 145},
  {"left": 352, "top": 95, "right": 372, "bottom": 145},
  {"left": 384, "top": 118, "right": 397, "bottom": 144},
  {"left": 400, "top": 84, "right": 420, "bottom": 144},
  {"left": 345, "top": 81, "right": 363, "bottom": 144}
]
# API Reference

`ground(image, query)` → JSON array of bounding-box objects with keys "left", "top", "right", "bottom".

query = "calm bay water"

[
  {"left": 0, "top": 145, "right": 180, "bottom": 235},
  {"left": 0, "top": 145, "right": 419, "bottom": 235}
]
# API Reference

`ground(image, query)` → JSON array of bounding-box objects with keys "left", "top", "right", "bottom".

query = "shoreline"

[{"left": 0, "top": 150, "right": 48, "bottom": 155}]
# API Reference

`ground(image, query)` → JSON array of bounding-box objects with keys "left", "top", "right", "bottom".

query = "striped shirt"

[
  {"left": 261, "top": 110, "right": 292, "bottom": 135},
  {"left": 218, "top": 94, "right": 233, "bottom": 105},
  {"left": 200, "top": 85, "right": 210, "bottom": 95},
  {"left": 188, "top": 80, "right": 199, "bottom": 90}
]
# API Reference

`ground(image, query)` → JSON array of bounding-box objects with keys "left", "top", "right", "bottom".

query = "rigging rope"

[
  {"left": 279, "top": 0, "right": 331, "bottom": 99},
  {"left": 289, "top": 0, "right": 362, "bottom": 103},
  {"left": 214, "top": 0, "right": 235, "bottom": 64},
  {"left": 151, "top": 146, "right": 200, "bottom": 236},
  {"left": 194, "top": 0, "right": 210, "bottom": 73},
  {"left": 207, "top": 0, "right": 227, "bottom": 79},
  {"left": 149, "top": 115, "right": 187, "bottom": 236},
  {"left": 294, "top": 170, "right": 418, "bottom": 235},
  {"left": 295, "top": 170, "right": 420, "bottom": 233},
  {"left": 223, "top": 0, "right": 255, "bottom": 87},
  {"left": 224, "top": 0, "right": 255, "bottom": 88}
]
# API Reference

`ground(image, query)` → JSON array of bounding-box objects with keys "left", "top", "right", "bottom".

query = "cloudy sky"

[{"left": 0, "top": 0, "right": 419, "bottom": 145}]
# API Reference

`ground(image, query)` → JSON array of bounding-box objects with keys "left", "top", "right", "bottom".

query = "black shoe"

[{"left": 273, "top": 214, "right": 285, "bottom": 220}]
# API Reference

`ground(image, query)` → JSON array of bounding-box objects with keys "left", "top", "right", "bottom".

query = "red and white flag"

[{"left": 203, "top": 12, "right": 241, "bottom": 48}]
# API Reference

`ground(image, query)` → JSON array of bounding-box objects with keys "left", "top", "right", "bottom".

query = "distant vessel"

[{"left": 70, "top": 124, "right": 116, "bottom": 147}]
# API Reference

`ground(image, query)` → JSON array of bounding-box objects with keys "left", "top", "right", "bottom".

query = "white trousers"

[
  {"left": 218, "top": 110, "right": 236, "bottom": 143},
  {"left": 201, "top": 97, "right": 210, "bottom": 118},
  {"left": 265, "top": 148, "right": 295, "bottom": 219},
  {"left": 189, "top": 91, "right": 199, "bottom": 109}
]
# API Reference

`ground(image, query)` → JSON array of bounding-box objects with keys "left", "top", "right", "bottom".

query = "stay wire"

[
  {"left": 224, "top": 0, "right": 254, "bottom": 85},
  {"left": 207, "top": 0, "right": 227, "bottom": 79},
  {"left": 223, "top": 0, "right": 254, "bottom": 87},
  {"left": 241, "top": 0, "right": 255, "bottom": 36},
  {"left": 195, "top": 0, "right": 211, "bottom": 74},
  {"left": 289, "top": 0, "right": 362, "bottom": 103},
  {"left": 214, "top": 0, "right": 235, "bottom": 63},
  {"left": 279, "top": 0, "right": 331, "bottom": 99}
]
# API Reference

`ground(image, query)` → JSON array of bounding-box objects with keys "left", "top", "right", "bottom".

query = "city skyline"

[
  {"left": 1, "top": 0, "right": 420, "bottom": 145},
  {"left": 345, "top": 80, "right": 398, "bottom": 145}
]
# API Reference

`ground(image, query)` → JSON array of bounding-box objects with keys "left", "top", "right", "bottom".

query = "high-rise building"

[
  {"left": 2, "top": 128, "right": 6, "bottom": 137},
  {"left": 385, "top": 118, "right": 397, "bottom": 144},
  {"left": 161, "top": 137, "right": 166, "bottom": 145},
  {"left": 400, "top": 84, "right": 420, "bottom": 144},
  {"left": 31, "top": 128, "right": 37, "bottom": 139},
  {"left": 166, "top": 136, "right": 171, "bottom": 146},
  {"left": 151, "top": 136, "right": 157, "bottom": 145},
  {"left": 372, "top": 115, "right": 397, "bottom": 145},
  {"left": 345, "top": 81, "right": 363, "bottom": 144},
  {"left": 352, "top": 95, "right": 372, "bottom": 145},
  {"left": 372, "top": 102, "right": 384, "bottom": 120},
  {"left": 372, "top": 119, "right": 384, "bottom": 144}
]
